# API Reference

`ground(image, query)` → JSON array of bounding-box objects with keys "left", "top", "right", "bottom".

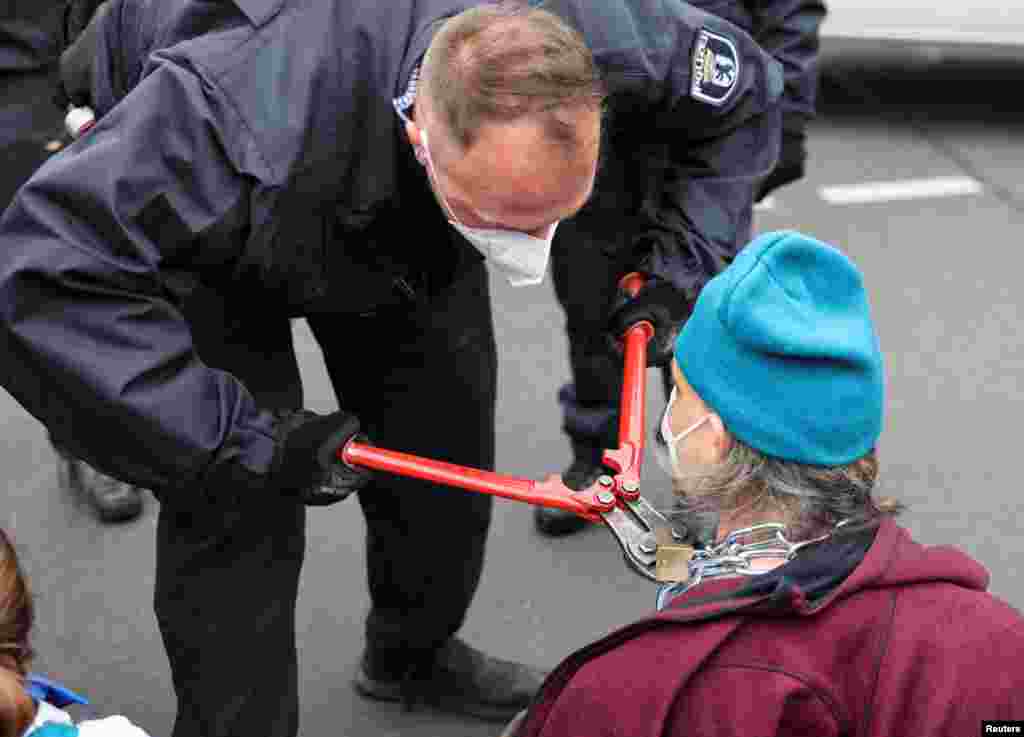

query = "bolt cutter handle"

[
  {"left": 340, "top": 272, "right": 653, "bottom": 513},
  {"left": 341, "top": 441, "right": 607, "bottom": 522}
]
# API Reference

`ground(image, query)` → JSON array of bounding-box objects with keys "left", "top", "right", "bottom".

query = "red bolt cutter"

[{"left": 340, "top": 273, "right": 684, "bottom": 580}]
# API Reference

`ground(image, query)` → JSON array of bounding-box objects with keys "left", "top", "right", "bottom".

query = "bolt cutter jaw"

[{"left": 598, "top": 493, "right": 681, "bottom": 581}]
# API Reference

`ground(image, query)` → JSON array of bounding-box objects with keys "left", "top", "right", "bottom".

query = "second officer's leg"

[
  {"left": 539, "top": 130, "right": 669, "bottom": 537},
  {"left": 538, "top": 206, "right": 636, "bottom": 536},
  {"left": 0, "top": 72, "right": 145, "bottom": 524},
  {"left": 308, "top": 261, "right": 545, "bottom": 722},
  {"left": 153, "top": 288, "right": 306, "bottom": 737}
]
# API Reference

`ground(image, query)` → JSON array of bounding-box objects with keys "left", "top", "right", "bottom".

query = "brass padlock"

[
  {"left": 655, "top": 544, "right": 695, "bottom": 582},
  {"left": 654, "top": 527, "right": 695, "bottom": 583}
]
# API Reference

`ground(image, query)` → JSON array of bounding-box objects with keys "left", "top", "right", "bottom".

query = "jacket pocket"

[{"left": 314, "top": 204, "right": 419, "bottom": 316}]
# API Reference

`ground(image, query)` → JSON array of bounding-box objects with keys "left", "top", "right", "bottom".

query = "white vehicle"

[{"left": 822, "top": 1, "right": 1024, "bottom": 48}]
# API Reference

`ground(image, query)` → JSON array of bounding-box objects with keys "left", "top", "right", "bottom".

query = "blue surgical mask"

[{"left": 418, "top": 130, "right": 558, "bottom": 287}]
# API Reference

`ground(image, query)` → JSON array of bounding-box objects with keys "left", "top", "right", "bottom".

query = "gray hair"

[{"left": 670, "top": 439, "right": 902, "bottom": 544}]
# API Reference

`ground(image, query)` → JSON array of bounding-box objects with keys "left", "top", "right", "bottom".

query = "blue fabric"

[
  {"left": 675, "top": 231, "right": 884, "bottom": 466},
  {"left": 26, "top": 723, "right": 78, "bottom": 737},
  {"left": 26, "top": 674, "right": 89, "bottom": 708},
  {"left": 655, "top": 582, "right": 688, "bottom": 611}
]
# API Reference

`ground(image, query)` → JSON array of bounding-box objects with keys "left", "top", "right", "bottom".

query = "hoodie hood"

[
  {"left": 801, "top": 517, "right": 989, "bottom": 612},
  {"left": 849, "top": 517, "right": 989, "bottom": 591}
]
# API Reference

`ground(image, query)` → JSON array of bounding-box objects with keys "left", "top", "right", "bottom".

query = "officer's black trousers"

[
  {"left": 547, "top": 128, "right": 686, "bottom": 461},
  {"left": 551, "top": 229, "right": 676, "bottom": 458},
  {"left": 551, "top": 214, "right": 630, "bottom": 454},
  {"left": 154, "top": 262, "right": 496, "bottom": 737},
  {"left": 550, "top": 194, "right": 681, "bottom": 459}
]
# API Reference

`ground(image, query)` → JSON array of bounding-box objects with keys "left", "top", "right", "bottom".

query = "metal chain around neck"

[{"left": 686, "top": 520, "right": 850, "bottom": 590}]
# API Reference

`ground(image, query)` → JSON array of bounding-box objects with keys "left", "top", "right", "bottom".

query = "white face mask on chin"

[{"left": 419, "top": 130, "right": 559, "bottom": 287}]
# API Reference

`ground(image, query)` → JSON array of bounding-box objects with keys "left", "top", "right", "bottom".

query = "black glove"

[
  {"left": 606, "top": 276, "right": 694, "bottom": 368},
  {"left": 756, "top": 128, "right": 807, "bottom": 202},
  {"left": 271, "top": 409, "right": 372, "bottom": 506}
]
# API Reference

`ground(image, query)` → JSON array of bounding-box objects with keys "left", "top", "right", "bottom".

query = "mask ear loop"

[
  {"left": 661, "top": 408, "right": 712, "bottom": 475},
  {"left": 660, "top": 388, "right": 712, "bottom": 445},
  {"left": 418, "top": 129, "right": 463, "bottom": 226}
]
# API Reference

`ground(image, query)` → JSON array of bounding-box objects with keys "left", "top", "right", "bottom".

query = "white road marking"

[{"left": 819, "top": 176, "right": 983, "bottom": 205}]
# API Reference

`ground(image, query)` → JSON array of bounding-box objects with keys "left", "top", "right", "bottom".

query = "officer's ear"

[
  {"left": 405, "top": 119, "right": 429, "bottom": 166},
  {"left": 405, "top": 119, "right": 422, "bottom": 148}
]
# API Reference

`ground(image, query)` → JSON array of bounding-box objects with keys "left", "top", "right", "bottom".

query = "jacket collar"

[{"left": 230, "top": 0, "right": 285, "bottom": 27}]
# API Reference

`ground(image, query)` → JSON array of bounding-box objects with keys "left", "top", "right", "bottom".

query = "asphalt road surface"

[{"left": 2, "top": 47, "right": 1023, "bottom": 736}]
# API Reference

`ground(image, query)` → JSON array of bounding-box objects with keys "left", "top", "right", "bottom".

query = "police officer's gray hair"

[
  {"left": 672, "top": 439, "right": 903, "bottom": 543},
  {"left": 419, "top": 1, "right": 606, "bottom": 153}
]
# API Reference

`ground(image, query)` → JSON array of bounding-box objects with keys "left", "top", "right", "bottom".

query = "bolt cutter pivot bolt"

[
  {"left": 597, "top": 490, "right": 616, "bottom": 505},
  {"left": 637, "top": 533, "right": 657, "bottom": 555}
]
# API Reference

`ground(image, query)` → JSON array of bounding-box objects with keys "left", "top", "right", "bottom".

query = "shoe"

[
  {"left": 353, "top": 637, "right": 547, "bottom": 723},
  {"left": 57, "top": 453, "right": 144, "bottom": 523},
  {"left": 532, "top": 457, "right": 605, "bottom": 537}
]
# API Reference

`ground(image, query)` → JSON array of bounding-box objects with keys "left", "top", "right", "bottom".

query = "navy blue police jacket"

[
  {"left": 688, "top": 0, "right": 825, "bottom": 130},
  {"left": 0, "top": 0, "right": 782, "bottom": 498}
]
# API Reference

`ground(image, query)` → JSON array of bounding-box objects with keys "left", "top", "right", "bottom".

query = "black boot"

[
  {"left": 533, "top": 441, "right": 606, "bottom": 537},
  {"left": 353, "top": 638, "right": 548, "bottom": 723},
  {"left": 55, "top": 448, "right": 144, "bottom": 523}
]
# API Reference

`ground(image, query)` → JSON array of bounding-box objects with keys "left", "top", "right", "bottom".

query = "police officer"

[
  {"left": 698, "top": 0, "right": 826, "bottom": 200},
  {"left": 535, "top": 0, "right": 825, "bottom": 537},
  {"left": 0, "top": 1, "right": 783, "bottom": 735},
  {"left": 0, "top": 0, "right": 146, "bottom": 523}
]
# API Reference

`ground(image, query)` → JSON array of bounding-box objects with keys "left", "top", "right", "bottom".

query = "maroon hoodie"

[{"left": 518, "top": 518, "right": 1024, "bottom": 736}]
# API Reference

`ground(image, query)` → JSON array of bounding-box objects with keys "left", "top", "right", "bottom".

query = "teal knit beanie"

[{"left": 674, "top": 230, "right": 884, "bottom": 467}]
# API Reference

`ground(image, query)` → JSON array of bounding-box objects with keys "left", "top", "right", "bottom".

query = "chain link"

[{"left": 686, "top": 521, "right": 847, "bottom": 588}]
